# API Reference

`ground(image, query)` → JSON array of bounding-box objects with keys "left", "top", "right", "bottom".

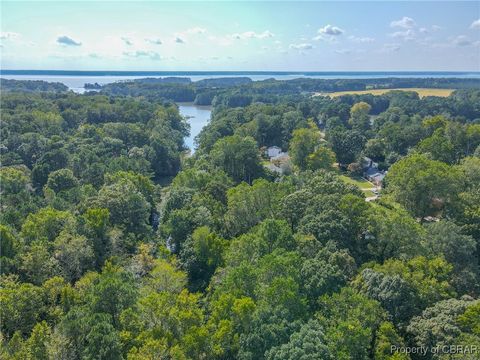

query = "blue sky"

[{"left": 1, "top": 1, "right": 479, "bottom": 71}]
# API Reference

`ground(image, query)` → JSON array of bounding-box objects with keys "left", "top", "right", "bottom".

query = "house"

[
  {"left": 264, "top": 151, "right": 292, "bottom": 175},
  {"left": 363, "top": 156, "right": 386, "bottom": 186},
  {"left": 265, "top": 146, "right": 283, "bottom": 158},
  {"left": 369, "top": 172, "right": 385, "bottom": 186},
  {"left": 365, "top": 166, "right": 386, "bottom": 186}
]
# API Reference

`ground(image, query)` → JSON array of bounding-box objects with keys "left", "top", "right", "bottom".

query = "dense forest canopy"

[
  {"left": 1, "top": 77, "right": 480, "bottom": 360},
  {"left": 88, "top": 76, "right": 480, "bottom": 105}
]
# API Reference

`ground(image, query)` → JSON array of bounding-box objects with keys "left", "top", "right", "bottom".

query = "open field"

[{"left": 317, "top": 88, "right": 455, "bottom": 98}]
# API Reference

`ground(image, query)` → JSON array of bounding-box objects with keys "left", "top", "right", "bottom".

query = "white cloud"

[
  {"left": 121, "top": 37, "right": 133, "bottom": 46},
  {"left": 231, "top": 30, "right": 274, "bottom": 40},
  {"left": 318, "top": 24, "right": 344, "bottom": 36},
  {"left": 391, "top": 29, "right": 416, "bottom": 41},
  {"left": 390, "top": 17, "right": 416, "bottom": 29},
  {"left": 451, "top": 35, "right": 473, "bottom": 47},
  {"left": 145, "top": 38, "right": 162, "bottom": 45},
  {"left": 0, "top": 31, "right": 20, "bottom": 40},
  {"left": 289, "top": 43, "right": 313, "bottom": 50},
  {"left": 431, "top": 25, "right": 442, "bottom": 31},
  {"left": 348, "top": 35, "right": 375, "bottom": 43},
  {"left": 313, "top": 25, "right": 344, "bottom": 42},
  {"left": 471, "top": 19, "right": 480, "bottom": 29},
  {"left": 123, "top": 50, "right": 162, "bottom": 60},
  {"left": 335, "top": 49, "right": 351, "bottom": 54},
  {"left": 57, "top": 35, "right": 82, "bottom": 46}
]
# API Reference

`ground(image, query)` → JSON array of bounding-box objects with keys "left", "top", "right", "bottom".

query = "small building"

[
  {"left": 365, "top": 167, "right": 386, "bottom": 186},
  {"left": 363, "top": 157, "right": 385, "bottom": 186},
  {"left": 265, "top": 146, "right": 283, "bottom": 158},
  {"left": 264, "top": 151, "right": 292, "bottom": 175}
]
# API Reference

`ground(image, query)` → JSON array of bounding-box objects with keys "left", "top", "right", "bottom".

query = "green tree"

[
  {"left": 96, "top": 178, "right": 151, "bottom": 236},
  {"left": 300, "top": 241, "right": 356, "bottom": 306},
  {"left": 416, "top": 129, "right": 456, "bottom": 164},
  {"left": 266, "top": 320, "right": 330, "bottom": 360},
  {"left": 0, "top": 276, "right": 45, "bottom": 338},
  {"left": 385, "top": 153, "right": 462, "bottom": 219},
  {"left": 20, "top": 207, "right": 75, "bottom": 244},
  {"left": 83, "top": 314, "right": 123, "bottom": 360},
  {"left": 24, "top": 321, "right": 51, "bottom": 360},
  {"left": 0, "top": 225, "right": 19, "bottom": 274},
  {"left": 210, "top": 135, "right": 264, "bottom": 183},
  {"left": 82, "top": 208, "right": 111, "bottom": 268},
  {"left": 306, "top": 146, "right": 336, "bottom": 171},
  {"left": 289, "top": 127, "right": 320, "bottom": 170},
  {"left": 365, "top": 203, "right": 425, "bottom": 262},
  {"left": 46, "top": 168, "right": 79, "bottom": 193},
  {"left": 225, "top": 179, "right": 292, "bottom": 237},
  {"left": 317, "top": 287, "right": 386, "bottom": 360},
  {"left": 86, "top": 262, "right": 138, "bottom": 326},
  {"left": 374, "top": 322, "right": 410, "bottom": 360},
  {"left": 328, "top": 128, "right": 366, "bottom": 165},
  {"left": 349, "top": 102, "right": 372, "bottom": 131},
  {"left": 407, "top": 297, "right": 480, "bottom": 360},
  {"left": 53, "top": 231, "right": 95, "bottom": 282},
  {"left": 423, "top": 221, "right": 479, "bottom": 294},
  {"left": 180, "top": 226, "right": 228, "bottom": 291},
  {"left": 356, "top": 256, "right": 456, "bottom": 320}
]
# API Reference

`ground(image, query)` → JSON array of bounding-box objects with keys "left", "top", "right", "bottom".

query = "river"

[{"left": 177, "top": 103, "right": 212, "bottom": 151}]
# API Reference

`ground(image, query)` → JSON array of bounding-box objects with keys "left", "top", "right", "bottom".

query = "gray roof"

[{"left": 365, "top": 167, "right": 380, "bottom": 176}]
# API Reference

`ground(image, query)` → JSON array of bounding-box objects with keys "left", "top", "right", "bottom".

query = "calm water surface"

[{"left": 177, "top": 103, "right": 211, "bottom": 151}]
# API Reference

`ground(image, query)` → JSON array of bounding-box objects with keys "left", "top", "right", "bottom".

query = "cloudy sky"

[{"left": 1, "top": 1, "right": 479, "bottom": 71}]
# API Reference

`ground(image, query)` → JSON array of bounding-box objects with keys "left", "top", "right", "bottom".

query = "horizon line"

[{"left": 2, "top": 70, "right": 480, "bottom": 75}]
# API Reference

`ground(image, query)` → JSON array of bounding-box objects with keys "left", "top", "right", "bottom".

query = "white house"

[{"left": 266, "top": 146, "right": 282, "bottom": 158}]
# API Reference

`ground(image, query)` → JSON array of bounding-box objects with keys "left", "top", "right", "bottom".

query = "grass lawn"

[
  {"left": 363, "top": 190, "right": 376, "bottom": 197},
  {"left": 339, "top": 175, "right": 374, "bottom": 190},
  {"left": 316, "top": 88, "right": 454, "bottom": 98}
]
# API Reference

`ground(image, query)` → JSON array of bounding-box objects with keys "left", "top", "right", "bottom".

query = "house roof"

[
  {"left": 365, "top": 167, "right": 380, "bottom": 176},
  {"left": 370, "top": 173, "right": 385, "bottom": 182}
]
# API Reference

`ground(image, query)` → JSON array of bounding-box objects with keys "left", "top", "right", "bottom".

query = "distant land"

[{"left": 1, "top": 70, "right": 480, "bottom": 78}]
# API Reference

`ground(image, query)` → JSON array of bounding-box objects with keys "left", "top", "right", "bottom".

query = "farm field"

[{"left": 317, "top": 88, "right": 455, "bottom": 98}]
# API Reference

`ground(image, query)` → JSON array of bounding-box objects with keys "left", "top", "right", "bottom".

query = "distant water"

[
  {"left": 2, "top": 70, "right": 479, "bottom": 93},
  {"left": 177, "top": 103, "right": 211, "bottom": 151}
]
